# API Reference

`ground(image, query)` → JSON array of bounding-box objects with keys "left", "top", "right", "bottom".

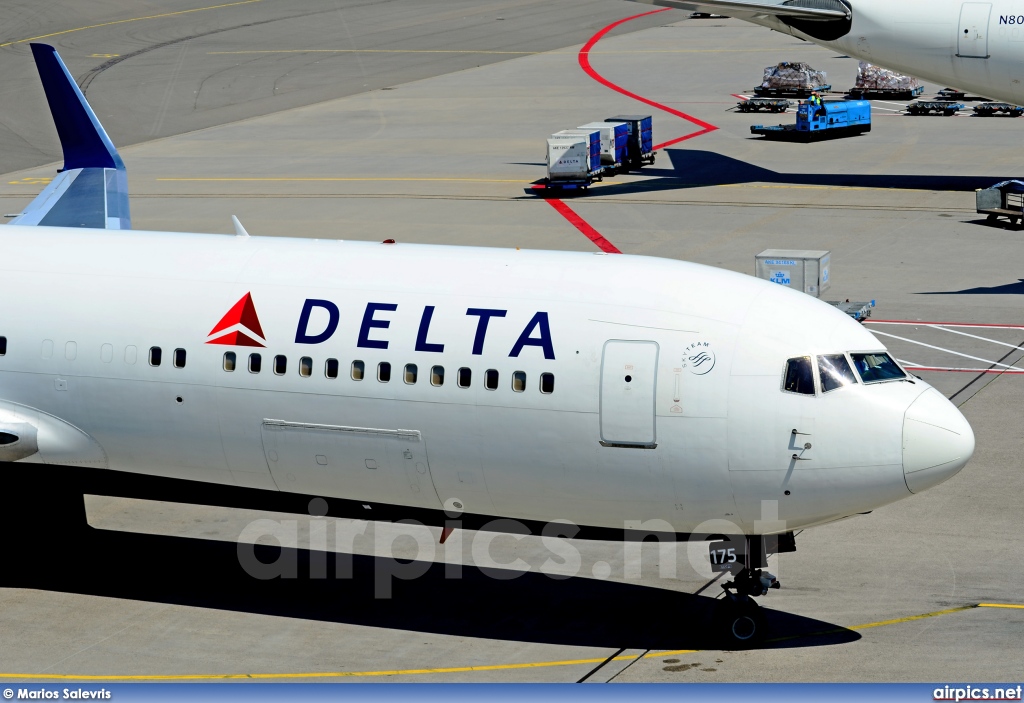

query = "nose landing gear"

[{"left": 714, "top": 568, "right": 781, "bottom": 648}]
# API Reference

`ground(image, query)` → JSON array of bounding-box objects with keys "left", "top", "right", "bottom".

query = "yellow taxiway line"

[
  {"left": 0, "top": 0, "right": 261, "bottom": 48},
  {"left": 0, "top": 603, "right": 1018, "bottom": 681},
  {"left": 155, "top": 177, "right": 531, "bottom": 183}
]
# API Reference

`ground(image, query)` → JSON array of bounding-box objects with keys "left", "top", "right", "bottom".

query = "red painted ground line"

[
  {"left": 540, "top": 8, "right": 719, "bottom": 253},
  {"left": 578, "top": 8, "right": 719, "bottom": 150},
  {"left": 867, "top": 319, "right": 1024, "bottom": 330},
  {"left": 540, "top": 192, "right": 621, "bottom": 254}
]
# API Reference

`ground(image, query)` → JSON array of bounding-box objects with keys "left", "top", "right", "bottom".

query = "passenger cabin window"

[
  {"left": 818, "top": 354, "right": 857, "bottom": 393},
  {"left": 851, "top": 352, "right": 907, "bottom": 383},
  {"left": 149, "top": 346, "right": 162, "bottom": 367},
  {"left": 325, "top": 358, "right": 339, "bottom": 379},
  {"left": 512, "top": 371, "right": 526, "bottom": 393},
  {"left": 0, "top": 336, "right": 6, "bottom": 356},
  {"left": 783, "top": 357, "right": 814, "bottom": 395},
  {"left": 173, "top": 348, "right": 186, "bottom": 369},
  {"left": 299, "top": 357, "right": 313, "bottom": 377},
  {"left": 457, "top": 367, "right": 471, "bottom": 388},
  {"left": 540, "top": 372, "right": 555, "bottom": 394},
  {"left": 484, "top": 369, "right": 499, "bottom": 391},
  {"left": 431, "top": 365, "right": 444, "bottom": 386},
  {"left": 223, "top": 352, "right": 236, "bottom": 372},
  {"left": 378, "top": 362, "right": 391, "bottom": 383},
  {"left": 274, "top": 355, "right": 287, "bottom": 375},
  {"left": 404, "top": 364, "right": 418, "bottom": 384},
  {"left": 351, "top": 360, "right": 365, "bottom": 380},
  {"left": 249, "top": 353, "right": 262, "bottom": 373}
]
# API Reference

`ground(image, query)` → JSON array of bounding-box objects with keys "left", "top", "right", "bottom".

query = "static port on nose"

[{"left": 903, "top": 389, "right": 975, "bottom": 494}]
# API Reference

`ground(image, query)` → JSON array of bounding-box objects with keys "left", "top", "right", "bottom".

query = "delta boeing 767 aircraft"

[
  {"left": 0, "top": 45, "right": 973, "bottom": 645},
  {"left": 629, "top": 0, "right": 1024, "bottom": 105}
]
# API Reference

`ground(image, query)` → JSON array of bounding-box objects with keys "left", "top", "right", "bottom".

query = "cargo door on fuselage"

[
  {"left": 599, "top": 340, "right": 659, "bottom": 448},
  {"left": 261, "top": 420, "right": 442, "bottom": 509},
  {"left": 959, "top": 2, "right": 992, "bottom": 58}
]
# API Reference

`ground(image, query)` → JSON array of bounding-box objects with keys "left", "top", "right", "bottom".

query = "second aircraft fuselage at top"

[
  {"left": 0, "top": 227, "right": 974, "bottom": 536},
  {"left": 732, "top": 0, "right": 1024, "bottom": 105}
]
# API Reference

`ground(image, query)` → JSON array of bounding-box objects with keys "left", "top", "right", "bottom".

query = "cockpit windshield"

[
  {"left": 817, "top": 354, "right": 857, "bottom": 392},
  {"left": 850, "top": 352, "right": 907, "bottom": 383}
]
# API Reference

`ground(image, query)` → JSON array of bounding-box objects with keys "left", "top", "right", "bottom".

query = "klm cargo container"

[
  {"left": 751, "top": 99, "right": 871, "bottom": 141},
  {"left": 578, "top": 121, "right": 629, "bottom": 172},
  {"left": 606, "top": 115, "right": 655, "bottom": 169}
]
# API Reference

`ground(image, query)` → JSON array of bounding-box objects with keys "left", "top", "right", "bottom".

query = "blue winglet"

[
  {"left": 10, "top": 44, "right": 130, "bottom": 229},
  {"left": 30, "top": 43, "right": 122, "bottom": 171}
]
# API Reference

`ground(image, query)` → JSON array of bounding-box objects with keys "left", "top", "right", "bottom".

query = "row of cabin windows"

[
  {"left": 222, "top": 352, "right": 555, "bottom": 394},
  {"left": 10, "top": 338, "right": 187, "bottom": 368}
]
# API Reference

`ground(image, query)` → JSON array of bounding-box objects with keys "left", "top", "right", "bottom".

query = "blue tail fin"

[{"left": 9, "top": 44, "right": 130, "bottom": 229}]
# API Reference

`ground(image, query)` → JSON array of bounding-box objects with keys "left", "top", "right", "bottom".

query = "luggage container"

[
  {"left": 755, "top": 249, "right": 831, "bottom": 298},
  {"left": 545, "top": 129, "right": 603, "bottom": 190},
  {"left": 750, "top": 99, "right": 870, "bottom": 141},
  {"left": 578, "top": 121, "right": 629, "bottom": 173},
  {"left": 606, "top": 115, "right": 655, "bottom": 169}
]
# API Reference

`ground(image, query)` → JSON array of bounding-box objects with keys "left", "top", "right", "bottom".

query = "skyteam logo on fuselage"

[{"left": 294, "top": 299, "right": 556, "bottom": 359}]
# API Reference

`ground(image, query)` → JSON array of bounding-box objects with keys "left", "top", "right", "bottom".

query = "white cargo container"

[
  {"left": 577, "top": 121, "right": 628, "bottom": 167},
  {"left": 755, "top": 249, "right": 831, "bottom": 297},
  {"left": 547, "top": 129, "right": 600, "bottom": 182}
]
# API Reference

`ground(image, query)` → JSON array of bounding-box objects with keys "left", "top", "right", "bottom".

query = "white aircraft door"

[
  {"left": 261, "top": 420, "right": 443, "bottom": 509},
  {"left": 959, "top": 3, "right": 992, "bottom": 58},
  {"left": 600, "top": 340, "right": 659, "bottom": 448}
]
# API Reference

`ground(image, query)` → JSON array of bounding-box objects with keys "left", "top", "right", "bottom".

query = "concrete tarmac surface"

[{"left": 0, "top": 0, "right": 1022, "bottom": 684}]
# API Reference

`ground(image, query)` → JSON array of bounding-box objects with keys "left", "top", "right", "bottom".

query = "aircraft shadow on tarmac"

[
  {"left": 918, "top": 279, "right": 1024, "bottom": 295},
  {"left": 567, "top": 149, "right": 1009, "bottom": 196},
  {"left": 3, "top": 524, "right": 858, "bottom": 652}
]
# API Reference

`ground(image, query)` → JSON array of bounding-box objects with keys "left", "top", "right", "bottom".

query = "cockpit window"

[
  {"left": 818, "top": 354, "right": 858, "bottom": 392},
  {"left": 851, "top": 352, "right": 907, "bottom": 383},
  {"left": 783, "top": 357, "right": 815, "bottom": 395}
]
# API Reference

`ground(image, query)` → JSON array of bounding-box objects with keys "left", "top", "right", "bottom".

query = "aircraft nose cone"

[{"left": 903, "top": 388, "right": 975, "bottom": 494}]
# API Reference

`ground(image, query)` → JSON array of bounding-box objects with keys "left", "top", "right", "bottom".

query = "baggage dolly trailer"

[
  {"left": 972, "top": 102, "right": 1024, "bottom": 117},
  {"left": 737, "top": 98, "right": 792, "bottom": 113},
  {"left": 606, "top": 115, "right": 655, "bottom": 170},
  {"left": 976, "top": 180, "right": 1024, "bottom": 225},
  {"left": 906, "top": 100, "right": 964, "bottom": 116}
]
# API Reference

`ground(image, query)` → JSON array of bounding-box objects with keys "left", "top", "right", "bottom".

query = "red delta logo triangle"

[{"left": 206, "top": 293, "right": 267, "bottom": 348}]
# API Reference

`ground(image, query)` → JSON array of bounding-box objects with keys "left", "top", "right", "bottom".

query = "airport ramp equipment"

[
  {"left": 750, "top": 99, "right": 871, "bottom": 142},
  {"left": 754, "top": 61, "right": 830, "bottom": 97},
  {"left": 847, "top": 61, "right": 924, "bottom": 99},
  {"left": 545, "top": 129, "right": 604, "bottom": 190},
  {"left": 972, "top": 103, "right": 1024, "bottom": 117},
  {"left": 976, "top": 180, "right": 1024, "bottom": 225},
  {"left": 578, "top": 121, "right": 629, "bottom": 173},
  {"left": 906, "top": 100, "right": 964, "bottom": 116},
  {"left": 606, "top": 115, "right": 655, "bottom": 170},
  {"left": 737, "top": 98, "right": 792, "bottom": 113},
  {"left": 755, "top": 249, "right": 831, "bottom": 298},
  {"left": 825, "top": 300, "right": 876, "bottom": 321}
]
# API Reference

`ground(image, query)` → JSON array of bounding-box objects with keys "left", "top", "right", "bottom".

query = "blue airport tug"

[{"left": 750, "top": 98, "right": 871, "bottom": 141}]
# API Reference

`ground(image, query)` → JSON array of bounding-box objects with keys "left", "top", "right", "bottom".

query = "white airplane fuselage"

[
  {"left": 0, "top": 226, "right": 973, "bottom": 536},
  {"left": 757, "top": 0, "right": 1024, "bottom": 104}
]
